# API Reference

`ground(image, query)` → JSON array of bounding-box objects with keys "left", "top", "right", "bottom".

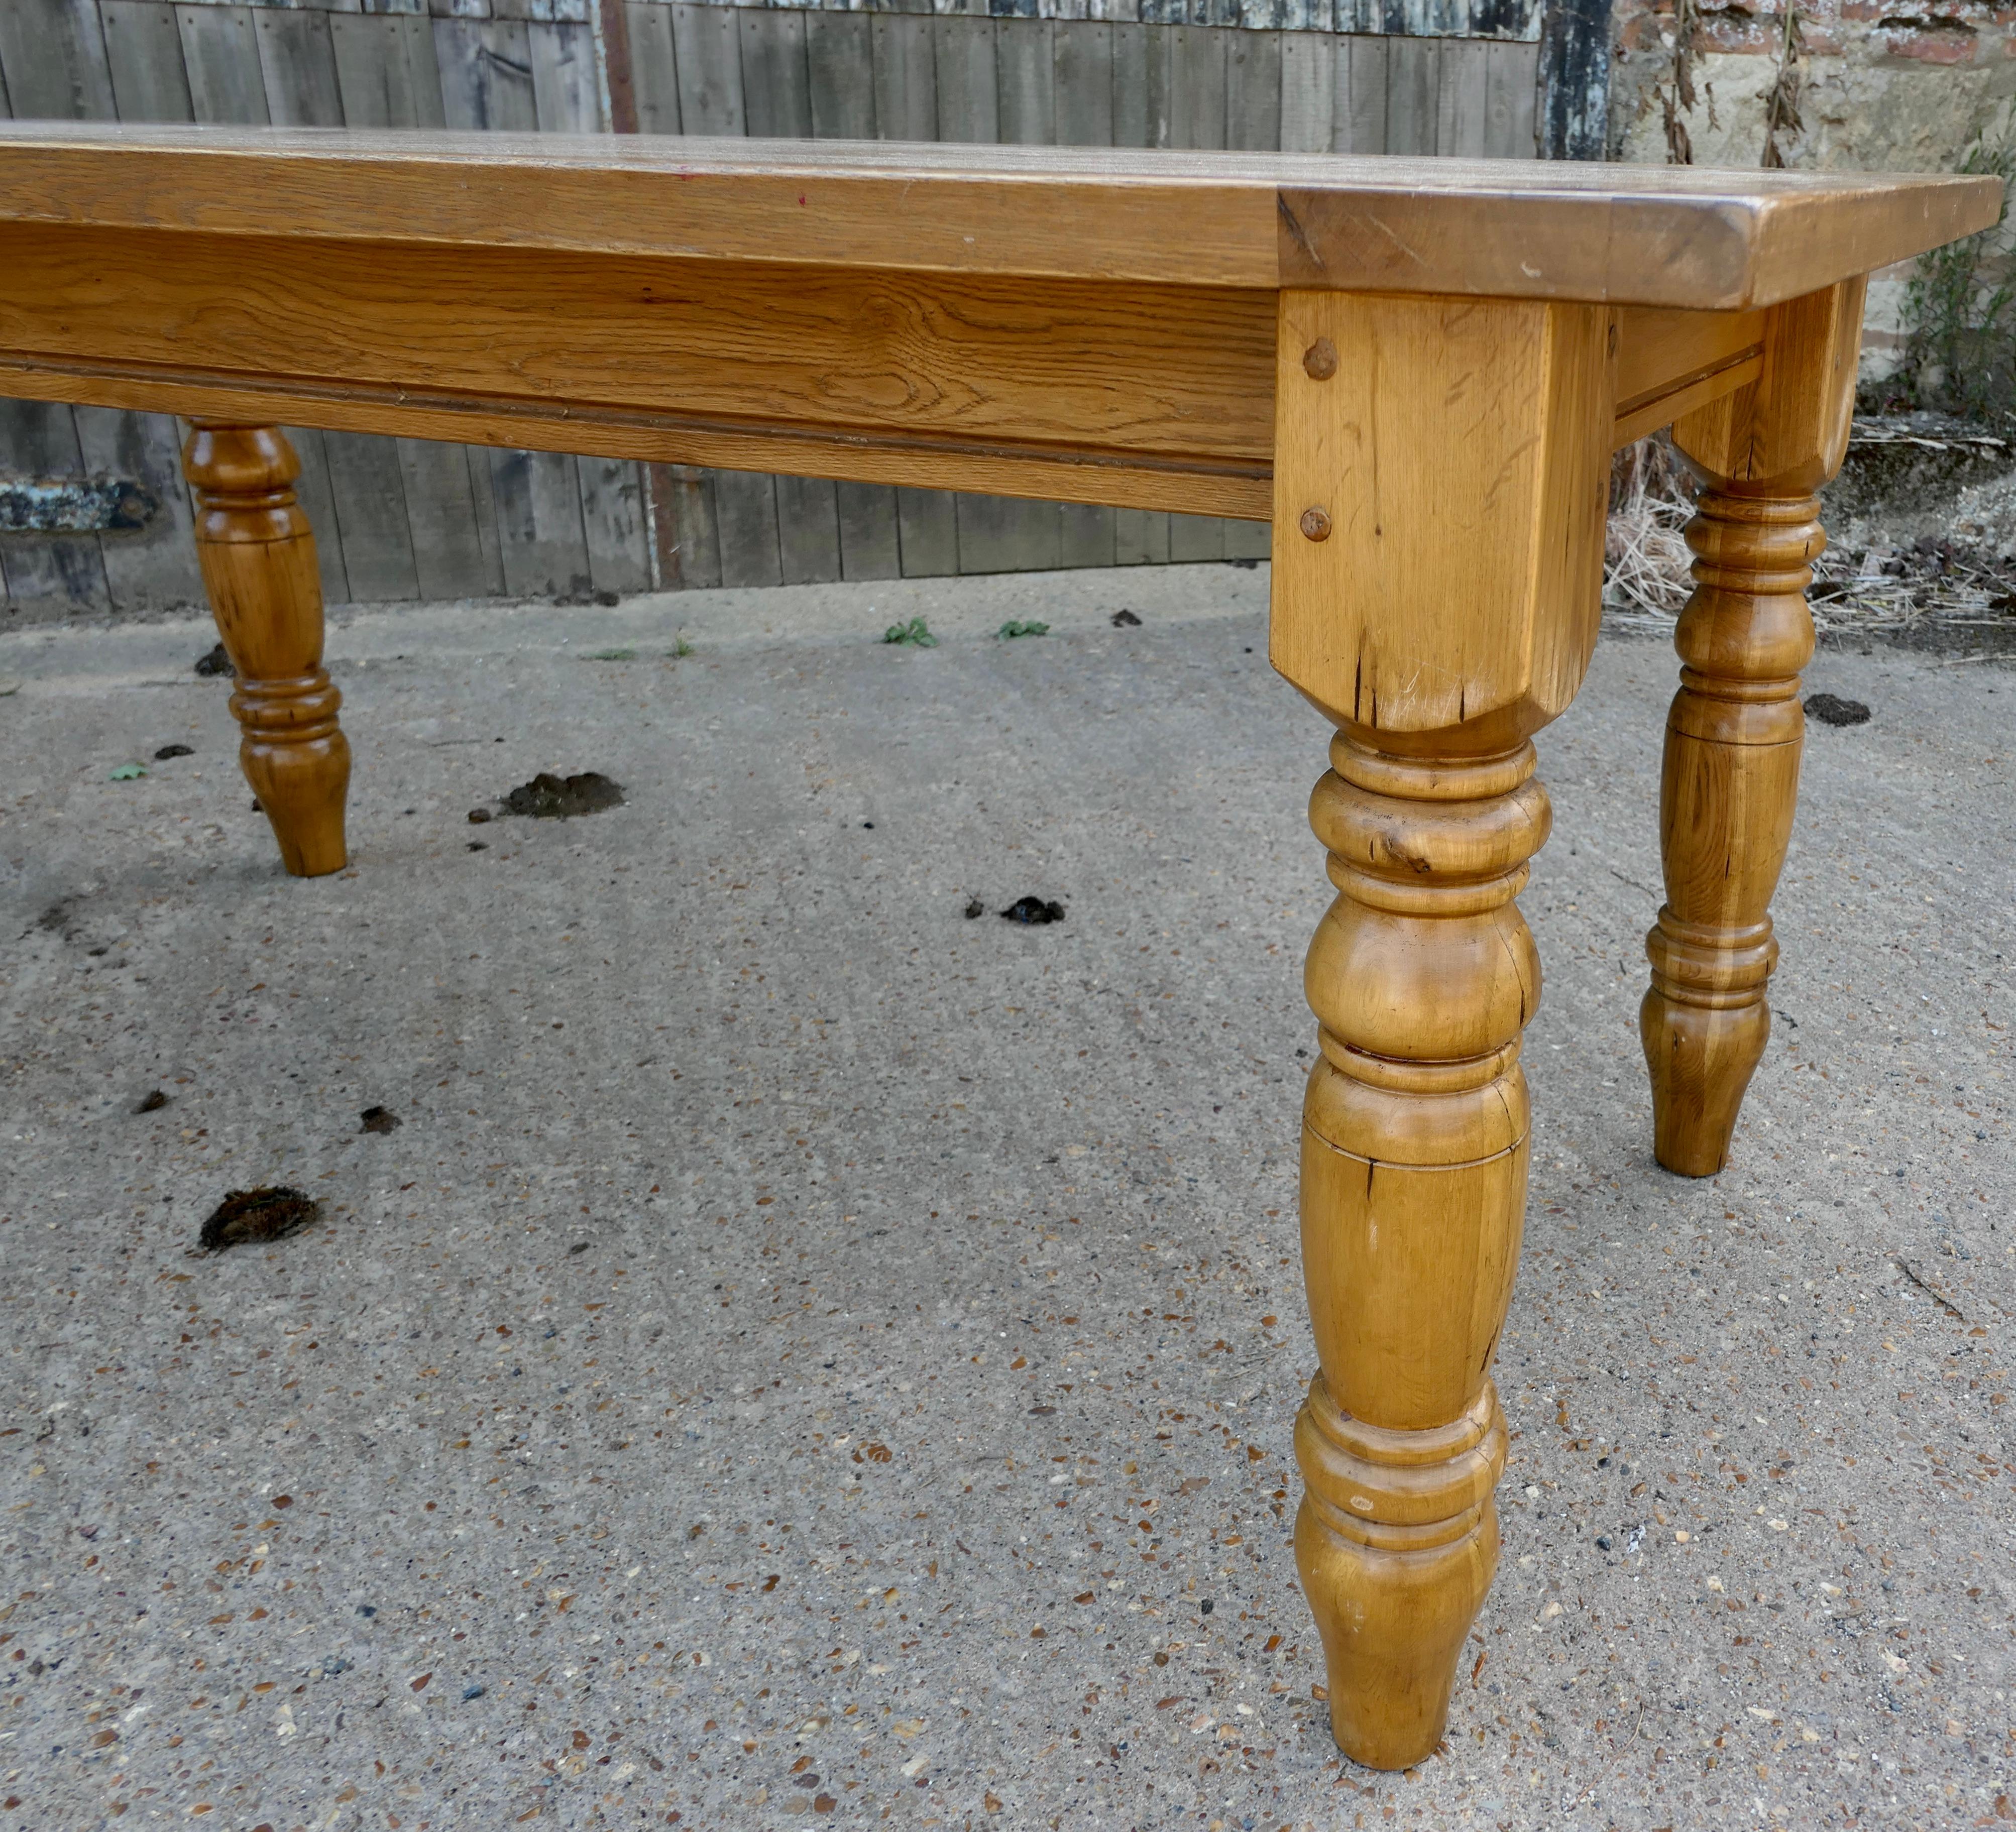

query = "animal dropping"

[
  {"left": 1000, "top": 895, "right": 1066, "bottom": 926},
  {"left": 198, "top": 1186, "right": 319, "bottom": 1254},
  {"left": 498, "top": 771, "right": 625, "bottom": 819}
]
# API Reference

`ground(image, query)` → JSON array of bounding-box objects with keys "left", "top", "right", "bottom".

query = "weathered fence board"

[
  {"left": 74, "top": 403, "right": 207, "bottom": 614},
  {"left": 0, "top": 1, "right": 1551, "bottom": 621},
  {"left": 329, "top": 14, "right": 446, "bottom": 133},
  {"left": 103, "top": 2, "right": 193, "bottom": 123},
  {"left": 178, "top": 5, "right": 269, "bottom": 127}
]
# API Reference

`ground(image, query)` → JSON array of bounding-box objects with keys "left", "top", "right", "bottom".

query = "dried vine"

[
  {"left": 1761, "top": 2, "right": 1806, "bottom": 168},
  {"left": 1661, "top": 0, "right": 1711, "bottom": 165}
]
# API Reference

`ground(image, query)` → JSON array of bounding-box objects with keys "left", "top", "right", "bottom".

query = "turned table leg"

[
  {"left": 1640, "top": 491, "right": 1816, "bottom": 1174},
  {"left": 1294, "top": 733, "right": 1546, "bottom": 1766},
  {"left": 1640, "top": 280, "right": 1865, "bottom": 1175},
  {"left": 1268, "top": 290, "right": 1614, "bottom": 1767},
  {"left": 182, "top": 421, "right": 350, "bottom": 878}
]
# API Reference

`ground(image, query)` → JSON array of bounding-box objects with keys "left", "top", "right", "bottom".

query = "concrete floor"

[{"left": 1, "top": 564, "right": 2011, "bottom": 1831}]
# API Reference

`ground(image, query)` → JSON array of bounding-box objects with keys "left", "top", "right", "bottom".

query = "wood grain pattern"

[
  {"left": 0, "top": 225, "right": 1279, "bottom": 515},
  {"left": 183, "top": 421, "right": 350, "bottom": 878},
  {"left": 1270, "top": 289, "right": 1613, "bottom": 742},
  {"left": 1295, "top": 733, "right": 1543, "bottom": 1769},
  {"left": 1641, "top": 279, "right": 1865, "bottom": 1176},
  {"left": 1612, "top": 303, "right": 1767, "bottom": 448},
  {"left": 1267, "top": 288, "right": 1624, "bottom": 1768},
  {"left": 0, "top": 124, "right": 1992, "bottom": 309}
]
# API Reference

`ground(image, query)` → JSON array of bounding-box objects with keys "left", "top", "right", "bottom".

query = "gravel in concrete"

[{"left": 1, "top": 566, "right": 2012, "bottom": 1830}]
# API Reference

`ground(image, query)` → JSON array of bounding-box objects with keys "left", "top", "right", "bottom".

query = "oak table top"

[{"left": 0, "top": 124, "right": 1993, "bottom": 1777}]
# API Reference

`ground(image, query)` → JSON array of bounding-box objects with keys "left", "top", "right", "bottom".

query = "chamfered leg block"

[
  {"left": 1641, "top": 279, "right": 1866, "bottom": 1176},
  {"left": 1269, "top": 289, "right": 1613, "bottom": 1767},
  {"left": 182, "top": 421, "right": 351, "bottom": 878}
]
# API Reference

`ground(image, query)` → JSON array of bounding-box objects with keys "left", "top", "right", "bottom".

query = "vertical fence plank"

[
  {"left": 774, "top": 474, "right": 843, "bottom": 586},
  {"left": 1385, "top": 32, "right": 1437, "bottom": 154},
  {"left": 626, "top": 0, "right": 682, "bottom": 132},
  {"left": 1168, "top": 511, "right": 1226, "bottom": 562},
  {"left": 0, "top": 0, "right": 115, "bottom": 120},
  {"left": 256, "top": 7, "right": 344, "bottom": 128},
  {"left": 871, "top": 11, "right": 937, "bottom": 141},
  {"left": 896, "top": 488, "right": 960, "bottom": 579},
  {"left": 1115, "top": 20, "right": 1176, "bottom": 149},
  {"left": 1336, "top": 32, "right": 1387, "bottom": 150},
  {"left": 322, "top": 434, "right": 421, "bottom": 603},
  {"left": 1225, "top": 27, "right": 1280, "bottom": 149},
  {"left": 101, "top": 1, "right": 191, "bottom": 122},
  {"left": 1435, "top": 34, "right": 1489, "bottom": 155},
  {"left": 1168, "top": 25, "right": 1226, "bottom": 149},
  {"left": 75, "top": 404, "right": 207, "bottom": 614},
  {"left": 672, "top": 1, "right": 745, "bottom": 135},
  {"left": 807, "top": 10, "right": 874, "bottom": 139},
  {"left": 331, "top": 13, "right": 446, "bottom": 131},
  {"left": 177, "top": 4, "right": 270, "bottom": 126},
  {"left": 996, "top": 16, "right": 1054, "bottom": 144},
  {"left": 578, "top": 455, "right": 652, "bottom": 595},
  {"left": 0, "top": 402, "right": 111, "bottom": 617},
  {"left": 662, "top": 465, "right": 722, "bottom": 590},
  {"left": 530, "top": 21, "right": 604, "bottom": 135},
  {"left": 1113, "top": 508, "right": 1171, "bottom": 566},
  {"left": 935, "top": 15, "right": 998, "bottom": 143},
  {"left": 958, "top": 494, "right": 1062, "bottom": 575},
  {"left": 715, "top": 472, "right": 785, "bottom": 589},
  {"left": 1278, "top": 29, "right": 1332, "bottom": 151},
  {"left": 1486, "top": 36, "right": 1538, "bottom": 158},
  {"left": 740, "top": 8, "right": 811, "bottom": 137},
  {"left": 1223, "top": 515, "right": 1271, "bottom": 558},
  {"left": 490, "top": 446, "right": 594, "bottom": 600},
  {"left": 282, "top": 427, "right": 352, "bottom": 607},
  {"left": 399, "top": 439, "right": 505, "bottom": 600},
  {"left": 835, "top": 481, "right": 902, "bottom": 581},
  {"left": 1059, "top": 502, "right": 1116, "bottom": 569},
  {"left": 1052, "top": 20, "right": 1112, "bottom": 144},
  {"left": 434, "top": 16, "right": 538, "bottom": 133}
]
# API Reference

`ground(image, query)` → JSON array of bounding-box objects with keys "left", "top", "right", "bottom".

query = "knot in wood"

[{"left": 1301, "top": 337, "right": 1338, "bottom": 381}]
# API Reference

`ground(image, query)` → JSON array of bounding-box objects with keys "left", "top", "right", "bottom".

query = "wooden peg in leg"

[
  {"left": 1642, "top": 279, "right": 1865, "bottom": 1175},
  {"left": 182, "top": 422, "right": 350, "bottom": 878}
]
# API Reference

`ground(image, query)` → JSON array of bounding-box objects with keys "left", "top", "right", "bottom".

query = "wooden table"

[{"left": 0, "top": 124, "right": 1991, "bottom": 1770}]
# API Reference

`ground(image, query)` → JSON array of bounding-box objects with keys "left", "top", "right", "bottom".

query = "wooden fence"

[{"left": 0, "top": 0, "right": 1562, "bottom": 620}]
